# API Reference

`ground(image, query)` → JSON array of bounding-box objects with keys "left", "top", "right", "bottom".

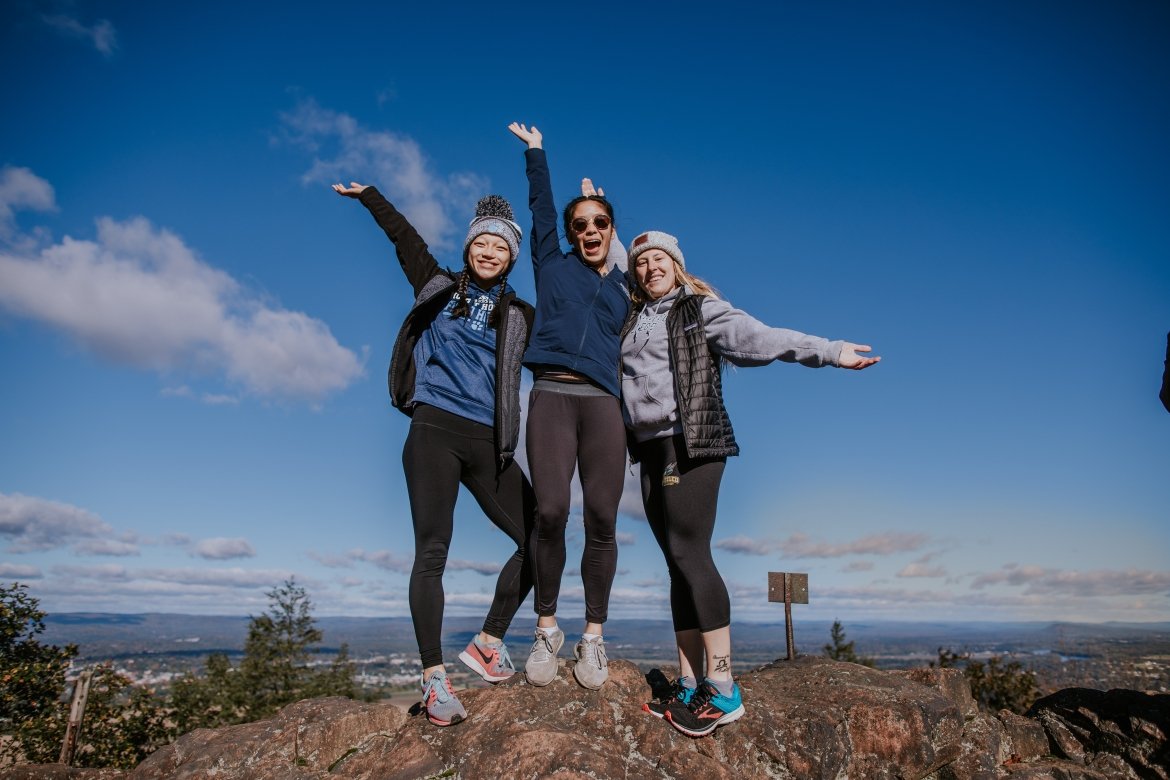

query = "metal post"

[
  {"left": 59, "top": 669, "right": 94, "bottom": 766},
  {"left": 768, "top": 572, "right": 809, "bottom": 661},
  {"left": 784, "top": 575, "right": 796, "bottom": 660}
]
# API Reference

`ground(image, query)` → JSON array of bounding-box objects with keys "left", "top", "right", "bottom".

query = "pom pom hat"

[
  {"left": 628, "top": 230, "right": 685, "bottom": 270},
  {"left": 464, "top": 195, "right": 522, "bottom": 265}
]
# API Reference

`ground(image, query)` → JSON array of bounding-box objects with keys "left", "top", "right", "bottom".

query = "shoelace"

[
  {"left": 424, "top": 673, "right": 453, "bottom": 704},
  {"left": 686, "top": 682, "right": 716, "bottom": 711},
  {"left": 580, "top": 639, "right": 607, "bottom": 670},
  {"left": 530, "top": 632, "right": 555, "bottom": 661},
  {"left": 494, "top": 642, "right": 515, "bottom": 672}
]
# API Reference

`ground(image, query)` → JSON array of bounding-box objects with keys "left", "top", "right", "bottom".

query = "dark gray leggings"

[
  {"left": 635, "top": 434, "right": 730, "bottom": 633},
  {"left": 403, "top": 405, "right": 535, "bottom": 668},
  {"left": 525, "top": 384, "right": 627, "bottom": 624}
]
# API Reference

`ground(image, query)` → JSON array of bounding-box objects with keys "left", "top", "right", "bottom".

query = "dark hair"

[
  {"left": 561, "top": 195, "right": 615, "bottom": 241},
  {"left": 448, "top": 265, "right": 510, "bottom": 329}
]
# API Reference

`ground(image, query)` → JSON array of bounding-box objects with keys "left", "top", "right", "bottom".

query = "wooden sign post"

[
  {"left": 59, "top": 669, "right": 94, "bottom": 765},
  {"left": 768, "top": 572, "right": 808, "bottom": 661}
]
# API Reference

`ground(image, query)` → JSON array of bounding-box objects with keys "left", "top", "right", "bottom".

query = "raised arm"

[
  {"left": 700, "top": 297, "right": 880, "bottom": 369},
  {"left": 508, "top": 122, "right": 563, "bottom": 279},
  {"left": 333, "top": 181, "right": 439, "bottom": 296}
]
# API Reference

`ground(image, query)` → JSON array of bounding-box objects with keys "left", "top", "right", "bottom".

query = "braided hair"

[{"left": 450, "top": 194, "right": 519, "bottom": 327}]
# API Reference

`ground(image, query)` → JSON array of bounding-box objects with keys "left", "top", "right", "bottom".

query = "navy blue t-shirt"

[{"left": 411, "top": 281, "right": 502, "bottom": 427}]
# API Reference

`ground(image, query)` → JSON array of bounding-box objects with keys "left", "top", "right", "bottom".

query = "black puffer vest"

[
  {"left": 669, "top": 293, "right": 739, "bottom": 459},
  {"left": 622, "top": 290, "right": 739, "bottom": 461}
]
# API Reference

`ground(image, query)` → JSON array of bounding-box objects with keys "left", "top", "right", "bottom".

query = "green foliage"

[
  {"left": 1, "top": 582, "right": 78, "bottom": 725},
  {"left": 1, "top": 584, "right": 168, "bottom": 769},
  {"left": 933, "top": 647, "right": 1041, "bottom": 714},
  {"left": 171, "top": 579, "right": 357, "bottom": 730},
  {"left": 13, "top": 666, "right": 170, "bottom": 768},
  {"left": 823, "top": 620, "right": 875, "bottom": 667}
]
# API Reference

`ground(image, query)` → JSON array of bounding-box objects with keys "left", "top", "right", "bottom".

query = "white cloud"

[
  {"left": 842, "top": 560, "right": 875, "bottom": 572},
  {"left": 714, "top": 535, "right": 767, "bottom": 555},
  {"left": 448, "top": 559, "right": 502, "bottom": 576},
  {"left": 193, "top": 537, "right": 257, "bottom": 560},
  {"left": 615, "top": 531, "right": 637, "bottom": 546},
  {"left": 0, "top": 492, "right": 112, "bottom": 553},
  {"left": 280, "top": 99, "right": 485, "bottom": 249},
  {"left": 971, "top": 564, "right": 1170, "bottom": 597},
  {"left": 0, "top": 202, "right": 364, "bottom": 404},
  {"left": 783, "top": 532, "right": 930, "bottom": 558},
  {"left": 715, "top": 531, "right": 930, "bottom": 559},
  {"left": 42, "top": 14, "right": 118, "bottom": 56},
  {"left": 73, "top": 539, "right": 141, "bottom": 557},
  {"left": 0, "top": 166, "right": 56, "bottom": 246},
  {"left": 0, "top": 562, "right": 42, "bottom": 579},
  {"left": 897, "top": 562, "right": 947, "bottom": 578},
  {"left": 310, "top": 547, "right": 413, "bottom": 574}
]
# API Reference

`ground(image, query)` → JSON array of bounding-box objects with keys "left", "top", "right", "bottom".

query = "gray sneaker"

[
  {"left": 573, "top": 635, "right": 609, "bottom": 690},
  {"left": 524, "top": 627, "right": 564, "bottom": 687}
]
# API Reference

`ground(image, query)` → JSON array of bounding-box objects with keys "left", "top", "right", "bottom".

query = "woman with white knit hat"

[
  {"left": 333, "top": 181, "right": 538, "bottom": 727},
  {"left": 622, "top": 230, "right": 879, "bottom": 737}
]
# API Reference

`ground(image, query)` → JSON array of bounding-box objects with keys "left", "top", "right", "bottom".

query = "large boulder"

[
  {"left": 1027, "top": 688, "right": 1170, "bottom": 780},
  {"left": 7, "top": 661, "right": 1167, "bottom": 779}
]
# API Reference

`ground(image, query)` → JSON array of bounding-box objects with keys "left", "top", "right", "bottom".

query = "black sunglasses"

[{"left": 570, "top": 215, "right": 612, "bottom": 233}]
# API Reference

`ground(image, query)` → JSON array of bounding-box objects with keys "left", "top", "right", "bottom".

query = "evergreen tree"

[
  {"left": 823, "top": 619, "right": 875, "bottom": 667},
  {"left": 171, "top": 578, "right": 357, "bottom": 729}
]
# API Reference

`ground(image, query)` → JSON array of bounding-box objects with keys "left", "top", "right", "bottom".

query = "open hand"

[
  {"left": 332, "top": 182, "right": 368, "bottom": 198},
  {"left": 581, "top": 178, "right": 605, "bottom": 197},
  {"left": 508, "top": 122, "right": 543, "bottom": 149},
  {"left": 839, "top": 343, "right": 881, "bottom": 370}
]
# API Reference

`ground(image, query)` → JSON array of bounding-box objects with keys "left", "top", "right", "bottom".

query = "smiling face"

[
  {"left": 634, "top": 248, "right": 679, "bottom": 300},
  {"left": 569, "top": 201, "right": 614, "bottom": 270},
  {"left": 466, "top": 234, "right": 512, "bottom": 286}
]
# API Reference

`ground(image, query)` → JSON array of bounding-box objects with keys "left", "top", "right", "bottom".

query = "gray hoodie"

[{"left": 620, "top": 287, "right": 845, "bottom": 442}]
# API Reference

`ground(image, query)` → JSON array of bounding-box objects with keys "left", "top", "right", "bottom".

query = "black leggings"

[
  {"left": 635, "top": 435, "right": 730, "bottom": 633},
  {"left": 403, "top": 404, "right": 535, "bottom": 668},
  {"left": 526, "top": 383, "right": 626, "bottom": 624}
]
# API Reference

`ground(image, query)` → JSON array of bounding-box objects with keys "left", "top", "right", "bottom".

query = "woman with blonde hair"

[{"left": 622, "top": 230, "right": 879, "bottom": 736}]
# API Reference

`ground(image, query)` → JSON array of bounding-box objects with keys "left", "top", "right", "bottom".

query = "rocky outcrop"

[
  {"left": 4, "top": 659, "right": 1166, "bottom": 780},
  {"left": 1026, "top": 688, "right": 1170, "bottom": 779}
]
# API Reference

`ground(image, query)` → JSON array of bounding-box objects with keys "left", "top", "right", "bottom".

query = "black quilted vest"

[{"left": 619, "top": 290, "right": 741, "bottom": 459}]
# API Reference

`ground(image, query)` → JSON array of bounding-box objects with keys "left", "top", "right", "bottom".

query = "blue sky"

[{"left": 1, "top": 1, "right": 1167, "bottom": 625}]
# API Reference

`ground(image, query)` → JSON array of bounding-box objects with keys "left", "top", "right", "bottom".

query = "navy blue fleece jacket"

[{"left": 521, "top": 148, "right": 630, "bottom": 396}]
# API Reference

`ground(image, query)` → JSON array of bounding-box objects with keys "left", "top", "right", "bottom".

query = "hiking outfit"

[
  {"left": 354, "top": 186, "right": 536, "bottom": 722},
  {"left": 622, "top": 231, "right": 846, "bottom": 735},
  {"left": 520, "top": 149, "right": 631, "bottom": 623}
]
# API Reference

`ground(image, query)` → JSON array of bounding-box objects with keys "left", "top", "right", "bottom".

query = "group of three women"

[{"left": 332, "top": 122, "right": 879, "bottom": 738}]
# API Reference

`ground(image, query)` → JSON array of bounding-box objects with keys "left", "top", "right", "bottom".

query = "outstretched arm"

[
  {"left": 333, "top": 181, "right": 440, "bottom": 296},
  {"left": 509, "top": 122, "right": 562, "bottom": 281},
  {"left": 701, "top": 297, "right": 880, "bottom": 369}
]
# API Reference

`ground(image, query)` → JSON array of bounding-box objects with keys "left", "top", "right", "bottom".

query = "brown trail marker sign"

[{"left": 768, "top": 572, "right": 808, "bottom": 661}]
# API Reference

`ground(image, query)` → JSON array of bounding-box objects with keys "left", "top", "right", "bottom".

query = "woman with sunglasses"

[
  {"left": 507, "top": 122, "right": 631, "bottom": 690},
  {"left": 332, "top": 181, "right": 537, "bottom": 727},
  {"left": 622, "top": 231, "right": 879, "bottom": 737}
]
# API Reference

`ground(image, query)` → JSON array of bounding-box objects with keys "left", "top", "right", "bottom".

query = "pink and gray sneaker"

[
  {"left": 421, "top": 669, "right": 466, "bottom": 727},
  {"left": 458, "top": 637, "right": 517, "bottom": 683}
]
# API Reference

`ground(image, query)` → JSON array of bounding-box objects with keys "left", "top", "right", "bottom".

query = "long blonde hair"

[{"left": 631, "top": 260, "right": 720, "bottom": 306}]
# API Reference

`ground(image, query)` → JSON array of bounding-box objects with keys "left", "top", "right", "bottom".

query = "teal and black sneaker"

[
  {"left": 643, "top": 679, "right": 696, "bottom": 719},
  {"left": 665, "top": 680, "right": 744, "bottom": 737}
]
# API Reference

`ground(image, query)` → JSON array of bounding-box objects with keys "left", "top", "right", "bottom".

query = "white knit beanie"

[{"left": 628, "top": 230, "right": 685, "bottom": 270}]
